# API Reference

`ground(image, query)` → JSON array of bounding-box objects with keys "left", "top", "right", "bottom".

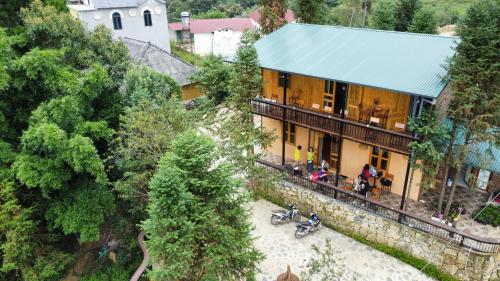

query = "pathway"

[
  {"left": 130, "top": 231, "right": 148, "bottom": 281},
  {"left": 251, "top": 199, "right": 434, "bottom": 281}
]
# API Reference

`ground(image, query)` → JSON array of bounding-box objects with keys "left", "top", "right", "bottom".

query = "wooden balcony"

[{"left": 251, "top": 97, "right": 418, "bottom": 154}]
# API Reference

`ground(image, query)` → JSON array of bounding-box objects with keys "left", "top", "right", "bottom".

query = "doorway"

[
  {"left": 320, "top": 134, "right": 339, "bottom": 171},
  {"left": 334, "top": 82, "right": 348, "bottom": 115}
]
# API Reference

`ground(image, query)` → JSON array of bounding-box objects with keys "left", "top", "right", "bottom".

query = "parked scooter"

[
  {"left": 271, "top": 204, "right": 300, "bottom": 225},
  {"left": 295, "top": 213, "right": 321, "bottom": 238}
]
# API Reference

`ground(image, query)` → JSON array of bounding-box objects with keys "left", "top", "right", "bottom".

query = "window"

[
  {"left": 278, "top": 72, "right": 290, "bottom": 88},
  {"left": 370, "top": 146, "right": 390, "bottom": 172},
  {"left": 284, "top": 122, "right": 296, "bottom": 144},
  {"left": 143, "top": 10, "right": 152, "bottom": 26},
  {"left": 323, "top": 80, "right": 335, "bottom": 110},
  {"left": 112, "top": 12, "right": 122, "bottom": 30},
  {"left": 324, "top": 80, "right": 334, "bottom": 94}
]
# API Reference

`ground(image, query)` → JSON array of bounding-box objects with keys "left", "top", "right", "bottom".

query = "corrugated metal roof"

[
  {"left": 122, "top": 38, "right": 197, "bottom": 86},
  {"left": 254, "top": 23, "right": 458, "bottom": 98},
  {"left": 453, "top": 123, "right": 500, "bottom": 173}
]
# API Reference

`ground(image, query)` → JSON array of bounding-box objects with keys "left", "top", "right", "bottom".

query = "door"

[
  {"left": 476, "top": 169, "right": 491, "bottom": 190},
  {"left": 320, "top": 134, "right": 339, "bottom": 171},
  {"left": 334, "top": 82, "right": 348, "bottom": 115},
  {"left": 323, "top": 80, "right": 335, "bottom": 113},
  {"left": 308, "top": 130, "right": 324, "bottom": 166}
]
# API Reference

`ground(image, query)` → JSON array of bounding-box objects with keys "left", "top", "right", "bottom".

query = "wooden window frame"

[
  {"left": 284, "top": 122, "right": 296, "bottom": 145},
  {"left": 369, "top": 146, "right": 390, "bottom": 173}
]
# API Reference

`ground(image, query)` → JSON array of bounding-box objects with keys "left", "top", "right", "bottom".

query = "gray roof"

[
  {"left": 90, "top": 0, "right": 165, "bottom": 9},
  {"left": 122, "top": 37, "right": 196, "bottom": 86}
]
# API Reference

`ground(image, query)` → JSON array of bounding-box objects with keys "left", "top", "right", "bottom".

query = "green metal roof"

[{"left": 254, "top": 23, "right": 458, "bottom": 98}]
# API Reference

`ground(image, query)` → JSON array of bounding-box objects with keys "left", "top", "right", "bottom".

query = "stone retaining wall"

[{"left": 271, "top": 182, "right": 500, "bottom": 281}]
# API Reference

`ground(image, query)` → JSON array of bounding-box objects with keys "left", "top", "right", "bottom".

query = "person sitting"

[{"left": 318, "top": 167, "right": 328, "bottom": 182}]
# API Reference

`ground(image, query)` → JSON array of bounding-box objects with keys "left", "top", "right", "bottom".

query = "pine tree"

[
  {"left": 221, "top": 31, "right": 274, "bottom": 174},
  {"left": 260, "top": 0, "right": 288, "bottom": 34},
  {"left": 142, "top": 130, "right": 263, "bottom": 280},
  {"left": 369, "top": 0, "right": 396, "bottom": 30},
  {"left": 440, "top": 0, "right": 499, "bottom": 218},
  {"left": 405, "top": 109, "right": 449, "bottom": 210},
  {"left": 394, "top": 0, "right": 421, "bottom": 32},
  {"left": 293, "top": 0, "right": 327, "bottom": 24},
  {"left": 408, "top": 7, "right": 437, "bottom": 34}
]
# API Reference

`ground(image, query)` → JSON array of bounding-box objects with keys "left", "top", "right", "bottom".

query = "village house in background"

[
  {"left": 67, "top": 0, "right": 171, "bottom": 52},
  {"left": 251, "top": 23, "right": 458, "bottom": 202},
  {"left": 169, "top": 14, "right": 256, "bottom": 58},
  {"left": 67, "top": 0, "right": 203, "bottom": 100},
  {"left": 168, "top": 8, "right": 295, "bottom": 58},
  {"left": 122, "top": 38, "right": 202, "bottom": 101}
]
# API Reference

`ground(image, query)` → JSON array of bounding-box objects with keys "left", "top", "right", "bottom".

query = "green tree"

[
  {"left": 394, "top": 0, "right": 422, "bottom": 32},
  {"left": 0, "top": 0, "right": 29, "bottom": 28},
  {"left": 190, "top": 55, "right": 231, "bottom": 103},
  {"left": 114, "top": 95, "right": 192, "bottom": 221},
  {"left": 369, "top": 0, "right": 396, "bottom": 30},
  {"left": 142, "top": 130, "right": 263, "bottom": 281},
  {"left": 260, "top": 0, "right": 288, "bottom": 34},
  {"left": 404, "top": 109, "right": 448, "bottom": 210},
  {"left": 408, "top": 7, "right": 437, "bottom": 34},
  {"left": 222, "top": 32, "right": 273, "bottom": 172},
  {"left": 441, "top": 0, "right": 499, "bottom": 218},
  {"left": 293, "top": 0, "right": 327, "bottom": 24},
  {"left": 192, "top": 9, "right": 228, "bottom": 19},
  {"left": 120, "top": 65, "right": 182, "bottom": 107},
  {"left": 326, "top": 0, "right": 372, "bottom": 28}
]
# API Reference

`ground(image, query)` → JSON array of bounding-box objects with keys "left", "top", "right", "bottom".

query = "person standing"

[
  {"left": 294, "top": 145, "right": 302, "bottom": 167},
  {"left": 306, "top": 147, "right": 314, "bottom": 173}
]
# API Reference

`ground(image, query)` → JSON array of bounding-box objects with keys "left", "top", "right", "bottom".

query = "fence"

[
  {"left": 251, "top": 98, "right": 417, "bottom": 154},
  {"left": 257, "top": 159, "right": 500, "bottom": 253}
]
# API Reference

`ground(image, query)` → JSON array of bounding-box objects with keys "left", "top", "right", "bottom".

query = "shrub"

[{"left": 474, "top": 204, "right": 500, "bottom": 227}]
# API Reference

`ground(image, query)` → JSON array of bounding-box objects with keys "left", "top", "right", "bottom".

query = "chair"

[
  {"left": 394, "top": 122, "right": 406, "bottom": 131},
  {"left": 369, "top": 116, "right": 380, "bottom": 126},
  {"left": 378, "top": 110, "right": 389, "bottom": 128},
  {"left": 380, "top": 173, "right": 394, "bottom": 194},
  {"left": 271, "top": 94, "right": 279, "bottom": 103},
  {"left": 369, "top": 187, "right": 382, "bottom": 201}
]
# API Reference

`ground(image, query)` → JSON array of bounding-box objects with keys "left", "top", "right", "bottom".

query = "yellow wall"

[
  {"left": 261, "top": 117, "right": 309, "bottom": 162},
  {"left": 341, "top": 139, "right": 421, "bottom": 200},
  {"left": 182, "top": 83, "right": 204, "bottom": 101},
  {"left": 261, "top": 118, "right": 422, "bottom": 201}
]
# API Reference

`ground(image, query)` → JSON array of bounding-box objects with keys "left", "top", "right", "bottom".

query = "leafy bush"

[{"left": 474, "top": 204, "right": 500, "bottom": 227}]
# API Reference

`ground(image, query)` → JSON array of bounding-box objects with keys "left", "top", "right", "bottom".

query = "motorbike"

[
  {"left": 271, "top": 204, "right": 300, "bottom": 225},
  {"left": 295, "top": 213, "right": 321, "bottom": 238}
]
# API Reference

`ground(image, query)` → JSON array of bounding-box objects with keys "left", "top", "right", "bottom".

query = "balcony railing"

[
  {"left": 251, "top": 97, "right": 418, "bottom": 154},
  {"left": 257, "top": 159, "right": 500, "bottom": 253}
]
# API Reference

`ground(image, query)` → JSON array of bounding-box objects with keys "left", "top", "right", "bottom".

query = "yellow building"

[{"left": 251, "top": 24, "right": 457, "bottom": 204}]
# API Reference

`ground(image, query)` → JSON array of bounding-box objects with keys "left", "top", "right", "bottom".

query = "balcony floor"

[{"left": 261, "top": 153, "right": 500, "bottom": 239}]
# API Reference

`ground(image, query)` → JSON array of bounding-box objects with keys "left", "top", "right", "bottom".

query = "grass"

[
  {"left": 170, "top": 41, "right": 205, "bottom": 67},
  {"left": 254, "top": 189, "right": 460, "bottom": 281}
]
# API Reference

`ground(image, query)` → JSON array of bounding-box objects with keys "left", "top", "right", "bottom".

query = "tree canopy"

[{"left": 142, "top": 130, "right": 263, "bottom": 280}]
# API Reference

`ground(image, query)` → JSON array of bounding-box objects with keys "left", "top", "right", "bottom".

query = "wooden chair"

[
  {"left": 377, "top": 109, "right": 389, "bottom": 128},
  {"left": 271, "top": 94, "right": 279, "bottom": 103},
  {"left": 380, "top": 173, "right": 394, "bottom": 194},
  {"left": 394, "top": 122, "right": 406, "bottom": 132},
  {"left": 369, "top": 187, "right": 382, "bottom": 201}
]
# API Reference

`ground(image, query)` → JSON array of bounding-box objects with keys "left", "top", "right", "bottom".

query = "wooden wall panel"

[{"left": 261, "top": 69, "right": 411, "bottom": 131}]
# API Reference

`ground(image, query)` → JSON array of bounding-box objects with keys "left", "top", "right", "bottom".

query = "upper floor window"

[
  {"left": 278, "top": 72, "right": 290, "bottom": 88},
  {"left": 112, "top": 12, "right": 122, "bottom": 30},
  {"left": 324, "top": 80, "right": 334, "bottom": 94},
  {"left": 143, "top": 10, "right": 152, "bottom": 26}
]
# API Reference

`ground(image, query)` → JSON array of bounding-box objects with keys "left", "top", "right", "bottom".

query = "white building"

[
  {"left": 67, "top": 0, "right": 170, "bottom": 52},
  {"left": 169, "top": 17, "right": 256, "bottom": 58}
]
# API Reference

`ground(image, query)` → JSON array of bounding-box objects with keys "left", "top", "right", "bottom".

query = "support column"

[
  {"left": 281, "top": 74, "right": 288, "bottom": 166},
  {"left": 335, "top": 110, "right": 345, "bottom": 187},
  {"left": 399, "top": 153, "right": 412, "bottom": 210}
]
